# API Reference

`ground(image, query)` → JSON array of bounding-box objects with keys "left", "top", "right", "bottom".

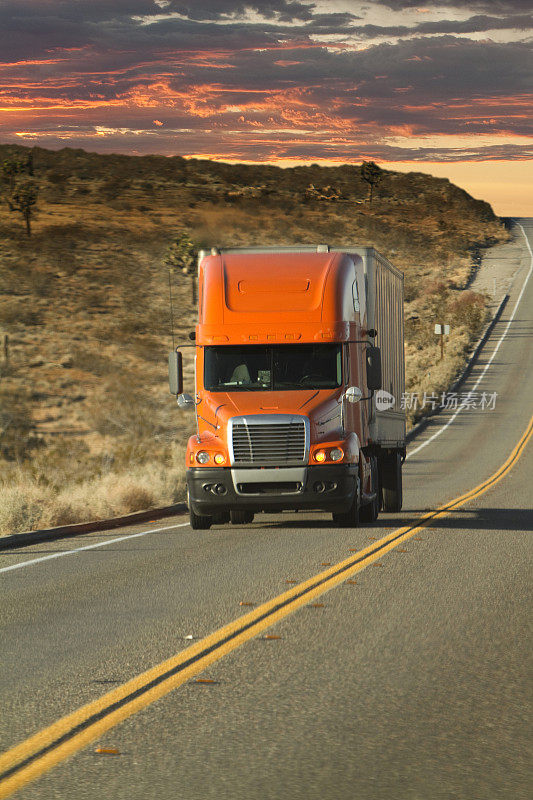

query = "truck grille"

[{"left": 230, "top": 416, "right": 308, "bottom": 465}]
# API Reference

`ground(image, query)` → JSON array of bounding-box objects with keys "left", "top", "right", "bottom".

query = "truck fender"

[{"left": 344, "top": 431, "right": 360, "bottom": 464}]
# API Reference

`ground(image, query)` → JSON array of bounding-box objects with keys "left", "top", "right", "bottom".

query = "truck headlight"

[
  {"left": 314, "top": 450, "right": 326, "bottom": 463},
  {"left": 214, "top": 453, "right": 226, "bottom": 465},
  {"left": 196, "top": 451, "right": 210, "bottom": 464},
  {"left": 329, "top": 448, "right": 344, "bottom": 462}
]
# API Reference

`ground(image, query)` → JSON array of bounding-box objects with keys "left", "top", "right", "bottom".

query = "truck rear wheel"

[
  {"left": 380, "top": 451, "right": 402, "bottom": 512},
  {"left": 189, "top": 508, "right": 212, "bottom": 530},
  {"left": 230, "top": 510, "right": 254, "bottom": 525},
  {"left": 332, "top": 477, "right": 360, "bottom": 528}
]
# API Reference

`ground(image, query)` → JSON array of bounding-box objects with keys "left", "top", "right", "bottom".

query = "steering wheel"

[{"left": 298, "top": 374, "right": 324, "bottom": 384}]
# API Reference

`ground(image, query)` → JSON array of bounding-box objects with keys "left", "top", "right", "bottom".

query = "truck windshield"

[{"left": 204, "top": 344, "right": 342, "bottom": 391}]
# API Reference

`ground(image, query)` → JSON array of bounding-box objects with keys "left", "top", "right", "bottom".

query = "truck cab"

[{"left": 170, "top": 246, "right": 405, "bottom": 529}]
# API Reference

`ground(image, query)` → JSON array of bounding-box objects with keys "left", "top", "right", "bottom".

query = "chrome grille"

[{"left": 229, "top": 415, "right": 308, "bottom": 465}]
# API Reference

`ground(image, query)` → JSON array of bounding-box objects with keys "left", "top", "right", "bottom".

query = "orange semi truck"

[{"left": 169, "top": 245, "right": 405, "bottom": 530}]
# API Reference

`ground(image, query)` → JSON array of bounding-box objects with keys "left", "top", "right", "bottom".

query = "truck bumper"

[{"left": 187, "top": 464, "right": 358, "bottom": 516}]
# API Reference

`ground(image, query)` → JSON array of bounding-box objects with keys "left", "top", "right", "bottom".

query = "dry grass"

[{"left": 0, "top": 460, "right": 186, "bottom": 534}]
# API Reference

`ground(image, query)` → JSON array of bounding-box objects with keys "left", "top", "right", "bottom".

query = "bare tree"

[
  {"left": 2, "top": 157, "right": 24, "bottom": 193},
  {"left": 361, "top": 161, "right": 383, "bottom": 204},
  {"left": 6, "top": 180, "right": 38, "bottom": 236}
]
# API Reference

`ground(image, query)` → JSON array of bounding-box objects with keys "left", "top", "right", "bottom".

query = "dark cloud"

[
  {"left": 160, "top": 2, "right": 360, "bottom": 28},
  {"left": 414, "top": 13, "right": 532, "bottom": 34},
  {"left": 351, "top": 14, "right": 532, "bottom": 38},
  {"left": 154, "top": 35, "right": 532, "bottom": 105},
  {"left": 372, "top": 1, "right": 533, "bottom": 11},
  {"left": 0, "top": 0, "right": 159, "bottom": 24},
  {"left": 165, "top": 0, "right": 316, "bottom": 21}
]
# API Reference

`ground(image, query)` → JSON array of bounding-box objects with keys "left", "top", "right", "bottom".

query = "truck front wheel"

[
  {"left": 380, "top": 451, "right": 402, "bottom": 512},
  {"left": 189, "top": 508, "right": 212, "bottom": 530},
  {"left": 332, "top": 476, "right": 360, "bottom": 528}
]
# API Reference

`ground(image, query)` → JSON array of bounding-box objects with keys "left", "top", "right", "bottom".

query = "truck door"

[{"left": 344, "top": 342, "right": 366, "bottom": 444}]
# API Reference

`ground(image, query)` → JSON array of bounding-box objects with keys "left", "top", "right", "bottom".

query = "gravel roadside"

[{"left": 472, "top": 221, "right": 528, "bottom": 311}]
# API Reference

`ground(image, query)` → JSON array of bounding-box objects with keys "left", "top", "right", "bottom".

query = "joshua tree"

[
  {"left": 2, "top": 157, "right": 24, "bottom": 192},
  {"left": 360, "top": 161, "right": 383, "bottom": 204},
  {"left": 164, "top": 231, "right": 198, "bottom": 304},
  {"left": 6, "top": 180, "right": 38, "bottom": 236}
]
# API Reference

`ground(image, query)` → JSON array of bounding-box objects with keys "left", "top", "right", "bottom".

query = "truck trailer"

[{"left": 169, "top": 245, "right": 405, "bottom": 529}]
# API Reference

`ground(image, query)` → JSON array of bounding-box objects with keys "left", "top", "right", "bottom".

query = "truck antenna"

[{"left": 168, "top": 268, "right": 176, "bottom": 351}]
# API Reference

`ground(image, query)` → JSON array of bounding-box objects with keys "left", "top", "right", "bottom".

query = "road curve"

[{"left": 1, "top": 220, "right": 532, "bottom": 800}]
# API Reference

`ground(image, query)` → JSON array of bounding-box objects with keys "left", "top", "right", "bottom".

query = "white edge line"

[
  {"left": 406, "top": 222, "right": 533, "bottom": 460},
  {"left": 0, "top": 523, "right": 190, "bottom": 574}
]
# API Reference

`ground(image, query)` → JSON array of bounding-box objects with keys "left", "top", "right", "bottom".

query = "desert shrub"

[
  {"left": 420, "top": 279, "right": 450, "bottom": 318},
  {"left": 109, "top": 200, "right": 132, "bottom": 212},
  {"left": 100, "top": 177, "right": 128, "bottom": 200},
  {"left": 28, "top": 269, "right": 54, "bottom": 298},
  {"left": 85, "top": 377, "right": 165, "bottom": 440},
  {"left": 0, "top": 482, "right": 43, "bottom": 533},
  {"left": 115, "top": 316, "right": 150, "bottom": 337},
  {"left": 47, "top": 171, "right": 69, "bottom": 185},
  {"left": 130, "top": 336, "right": 165, "bottom": 362},
  {"left": 403, "top": 276, "right": 420, "bottom": 302},
  {"left": 83, "top": 287, "right": 109, "bottom": 310},
  {"left": 27, "top": 439, "right": 94, "bottom": 486},
  {"left": 0, "top": 385, "right": 37, "bottom": 461},
  {"left": 0, "top": 299, "right": 42, "bottom": 326},
  {"left": 449, "top": 291, "right": 487, "bottom": 338},
  {"left": 116, "top": 484, "right": 154, "bottom": 512},
  {"left": 71, "top": 346, "right": 114, "bottom": 376}
]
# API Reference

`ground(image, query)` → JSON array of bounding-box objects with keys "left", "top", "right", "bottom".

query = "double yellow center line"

[{"left": 1, "top": 413, "right": 531, "bottom": 799}]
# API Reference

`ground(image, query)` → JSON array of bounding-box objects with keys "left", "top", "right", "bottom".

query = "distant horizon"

[{"left": 3, "top": 137, "right": 530, "bottom": 218}]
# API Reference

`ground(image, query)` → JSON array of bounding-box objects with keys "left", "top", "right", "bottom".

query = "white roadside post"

[{"left": 435, "top": 323, "right": 450, "bottom": 361}]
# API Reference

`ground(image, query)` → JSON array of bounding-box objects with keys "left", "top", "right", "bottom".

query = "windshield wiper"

[{"left": 216, "top": 384, "right": 262, "bottom": 391}]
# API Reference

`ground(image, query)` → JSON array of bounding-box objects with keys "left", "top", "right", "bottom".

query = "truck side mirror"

[
  {"left": 366, "top": 346, "right": 382, "bottom": 391},
  {"left": 345, "top": 386, "right": 363, "bottom": 404},
  {"left": 177, "top": 393, "right": 195, "bottom": 409},
  {"left": 168, "top": 351, "right": 183, "bottom": 395}
]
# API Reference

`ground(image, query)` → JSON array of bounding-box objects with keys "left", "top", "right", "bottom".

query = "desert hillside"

[{"left": 0, "top": 144, "right": 508, "bottom": 532}]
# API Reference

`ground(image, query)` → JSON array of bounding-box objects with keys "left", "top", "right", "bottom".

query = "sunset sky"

[{"left": 1, "top": 0, "right": 531, "bottom": 215}]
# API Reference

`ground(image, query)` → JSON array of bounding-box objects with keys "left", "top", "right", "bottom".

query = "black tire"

[
  {"left": 332, "top": 477, "right": 360, "bottom": 528},
  {"left": 360, "top": 457, "right": 379, "bottom": 523},
  {"left": 380, "top": 451, "right": 402, "bottom": 512},
  {"left": 230, "top": 509, "right": 254, "bottom": 525},
  {"left": 189, "top": 508, "right": 212, "bottom": 530}
]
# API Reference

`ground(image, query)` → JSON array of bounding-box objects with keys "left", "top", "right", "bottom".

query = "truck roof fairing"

[{"left": 197, "top": 251, "right": 364, "bottom": 345}]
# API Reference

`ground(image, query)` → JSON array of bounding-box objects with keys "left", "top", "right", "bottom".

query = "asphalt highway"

[{"left": 1, "top": 220, "right": 532, "bottom": 800}]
